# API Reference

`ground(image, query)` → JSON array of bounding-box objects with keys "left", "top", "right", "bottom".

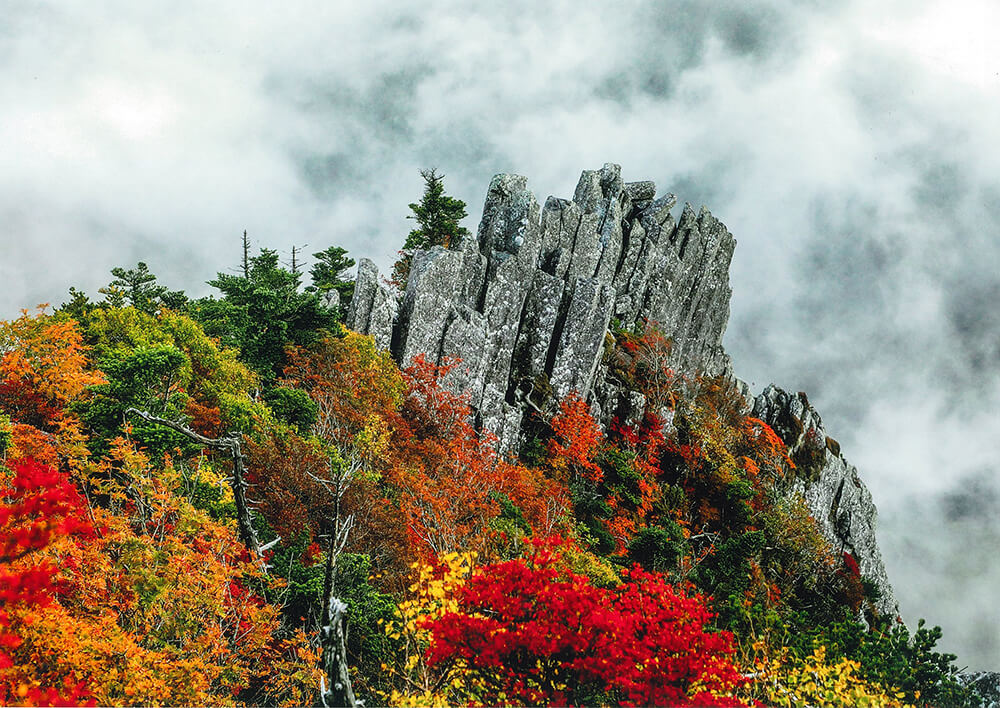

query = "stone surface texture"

[
  {"left": 958, "top": 672, "right": 1000, "bottom": 708},
  {"left": 349, "top": 163, "right": 736, "bottom": 442},
  {"left": 347, "top": 163, "right": 897, "bottom": 614}
]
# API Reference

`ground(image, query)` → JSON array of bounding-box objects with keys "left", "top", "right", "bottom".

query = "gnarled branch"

[{"left": 125, "top": 408, "right": 266, "bottom": 565}]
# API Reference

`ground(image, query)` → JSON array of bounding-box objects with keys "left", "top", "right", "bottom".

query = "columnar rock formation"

[
  {"left": 349, "top": 163, "right": 735, "bottom": 449},
  {"left": 347, "top": 163, "right": 897, "bottom": 615}
]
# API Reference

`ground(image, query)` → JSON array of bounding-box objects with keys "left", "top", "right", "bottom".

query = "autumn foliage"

[
  {"left": 424, "top": 540, "right": 747, "bottom": 707},
  {"left": 386, "top": 355, "right": 567, "bottom": 560},
  {"left": 0, "top": 252, "right": 979, "bottom": 708},
  {"left": 0, "top": 457, "right": 94, "bottom": 706}
]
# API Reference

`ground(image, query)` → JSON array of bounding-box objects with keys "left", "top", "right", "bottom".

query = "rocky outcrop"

[
  {"left": 347, "top": 163, "right": 900, "bottom": 618},
  {"left": 752, "top": 384, "right": 897, "bottom": 616},
  {"left": 347, "top": 163, "right": 735, "bottom": 450},
  {"left": 345, "top": 258, "right": 397, "bottom": 351}
]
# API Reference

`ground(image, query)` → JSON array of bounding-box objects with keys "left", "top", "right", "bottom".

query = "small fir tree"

[
  {"left": 391, "top": 169, "right": 469, "bottom": 287},
  {"left": 307, "top": 246, "right": 356, "bottom": 313}
]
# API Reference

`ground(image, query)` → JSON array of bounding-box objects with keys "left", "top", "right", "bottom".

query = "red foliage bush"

[
  {"left": 0, "top": 457, "right": 95, "bottom": 706},
  {"left": 424, "top": 541, "right": 748, "bottom": 707}
]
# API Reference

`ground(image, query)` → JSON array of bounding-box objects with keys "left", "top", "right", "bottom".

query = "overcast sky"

[{"left": 3, "top": 0, "right": 999, "bottom": 670}]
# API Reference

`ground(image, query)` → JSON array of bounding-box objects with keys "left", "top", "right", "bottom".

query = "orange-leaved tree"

[
  {"left": 0, "top": 310, "right": 105, "bottom": 468},
  {"left": 388, "top": 355, "right": 567, "bottom": 560},
  {"left": 6, "top": 437, "right": 320, "bottom": 707}
]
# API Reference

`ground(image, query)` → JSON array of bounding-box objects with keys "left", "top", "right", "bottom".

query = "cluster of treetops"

[{"left": 0, "top": 171, "right": 985, "bottom": 707}]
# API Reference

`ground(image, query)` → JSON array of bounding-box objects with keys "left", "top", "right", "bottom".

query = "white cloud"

[{"left": 2, "top": 0, "right": 999, "bottom": 669}]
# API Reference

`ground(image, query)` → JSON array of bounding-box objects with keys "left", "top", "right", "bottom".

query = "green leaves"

[
  {"left": 80, "top": 345, "right": 190, "bottom": 456},
  {"left": 196, "top": 249, "right": 339, "bottom": 383}
]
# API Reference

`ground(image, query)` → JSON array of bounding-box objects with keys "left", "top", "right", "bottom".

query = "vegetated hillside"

[{"left": 0, "top": 166, "right": 989, "bottom": 707}]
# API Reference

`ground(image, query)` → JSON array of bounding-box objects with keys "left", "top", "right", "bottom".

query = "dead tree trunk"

[
  {"left": 316, "top": 492, "right": 356, "bottom": 707},
  {"left": 318, "top": 594, "right": 358, "bottom": 707},
  {"left": 125, "top": 408, "right": 267, "bottom": 563}
]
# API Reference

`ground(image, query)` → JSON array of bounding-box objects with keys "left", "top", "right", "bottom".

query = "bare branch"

[{"left": 126, "top": 408, "right": 265, "bottom": 567}]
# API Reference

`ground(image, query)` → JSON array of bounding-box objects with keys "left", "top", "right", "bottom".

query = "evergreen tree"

[
  {"left": 192, "top": 248, "right": 338, "bottom": 383},
  {"left": 391, "top": 169, "right": 469, "bottom": 286},
  {"left": 307, "top": 246, "right": 356, "bottom": 312},
  {"left": 101, "top": 262, "right": 168, "bottom": 313},
  {"left": 57, "top": 287, "right": 95, "bottom": 326}
]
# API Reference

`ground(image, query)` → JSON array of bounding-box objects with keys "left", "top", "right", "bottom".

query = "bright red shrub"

[
  {"left": 0, "top": 457, "right": 95, "bottom": 706},
  {"left": 424, "top": 541, "right": 748, "bottom": 707}
]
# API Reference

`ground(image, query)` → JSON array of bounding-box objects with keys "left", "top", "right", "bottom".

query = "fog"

[{"left": 2, "top": 0, "right": 997, "bottom": 669}]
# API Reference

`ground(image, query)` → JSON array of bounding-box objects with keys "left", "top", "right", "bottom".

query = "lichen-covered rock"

[
  {"left": 752, "top": 384, "right": 897, "bottom": 617},
  {"left": 349, "top": 164, "right": 736, "bottom": 448},
  {"left": 395, "top": 247, "right": 465, "bottom": 364},
  {"left": 440, "top": 305, "right": 489, "bottom": 407},
  {"left": 549, "top": 278, "right": 615, "bottom": 402},
  {"left": 958, "top": 672, "right": 1000, "bottom": 708},
  {"left": 345, "top": 258, "right": 396, "bottom": 351}
]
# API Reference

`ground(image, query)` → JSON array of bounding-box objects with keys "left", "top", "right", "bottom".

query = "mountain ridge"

[{"left": 347, "top": 162, "right": 898, "bottom": 617}]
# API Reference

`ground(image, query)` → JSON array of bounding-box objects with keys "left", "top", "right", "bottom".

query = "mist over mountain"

[{"left": 2, "top": 0, "right": 999, "bottom": 671}]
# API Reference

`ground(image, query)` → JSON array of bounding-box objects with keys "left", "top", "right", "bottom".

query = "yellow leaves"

[
  {"left": 746, "top": 642, "right": 912, "bottom": 708},
  {"left": 252, "top": 628, "right": 324, "bottom": 708},
  {"left": 0, "top": 310, "right": 105, "bottom": 469},
  {"left": 396, "top": 551, "right": 477, "bottom": 637},
  {"left": 353, "top": 413, "right": 392, "bottom": 472},
  {"left": 4, "top": 601, "right": 216, "bottom": 707},
  {"left": 373, "top": 552, "right": 478, "bottom": 705}
]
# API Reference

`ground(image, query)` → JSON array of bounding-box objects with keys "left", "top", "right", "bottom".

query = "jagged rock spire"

[
  {"left": 348, "top": 163, "right": 898, "bottom": 617},
  {"left": 348, "top": 163, "right": 735, "bottom": 449}
]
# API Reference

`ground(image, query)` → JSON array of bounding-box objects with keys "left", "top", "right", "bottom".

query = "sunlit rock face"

[{"left": 348, "top": 164, "right": 897, "bottom": 615}]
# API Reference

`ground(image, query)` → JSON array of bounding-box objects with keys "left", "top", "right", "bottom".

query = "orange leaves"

[
  {"left": 742, "top": 417, "right": 794, "bottom": 480},
  {"left": 0, "top": 311, "right": 105, "bottom": 410},
  {"left": 6, "top": 425, "right": 60, "bottom": 468},
  {"left": 0, "top": 312, "right": 104, "bottom": 468},
  {"left": 387, "top": 357, "right": 568, "bottom": 561},
  {"left": 548, "top": 393, "right": 603, "bottom": 484},
  {"left": 283, "top": 331, "right": 404, "bottom": 444}
]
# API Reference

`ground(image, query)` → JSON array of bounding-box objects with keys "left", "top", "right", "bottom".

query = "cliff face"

[
  {"left": 752, "top": 385, "right": 897, "bottom": 616},
  {"left": 347, "top": 163, "right": 896, "bottom": 615},
  {"left": 349, "top": 163, "right": 734, "bottom": 449}
]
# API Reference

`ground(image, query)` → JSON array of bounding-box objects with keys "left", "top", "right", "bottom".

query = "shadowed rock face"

[
  {"left": 347, "top": 164, "right": 897, "bottom": 616},
  {"left": 348, "top": 163, "right": 735, "bottom": 449}
]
